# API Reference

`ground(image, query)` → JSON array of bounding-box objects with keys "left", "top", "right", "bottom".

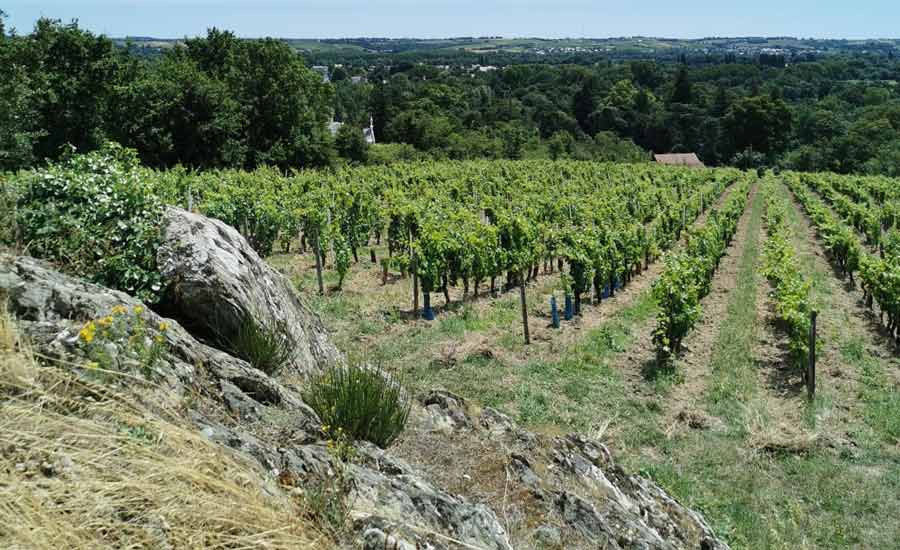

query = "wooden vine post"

[
  {"left": 807, "top": 310, "right": 817, "bottom": 401},
  {"left": 314, "top": 231, "right": 325, "bottom": 295},
  {"left": 410, "top": 228, "right": 419, "bottom": 316},
  {"left": 519, "top": 270, "right": 530, "bottom": 345}
]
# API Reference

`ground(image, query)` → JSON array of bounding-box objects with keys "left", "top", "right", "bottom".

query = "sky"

[{"left": 3, "top": 0, "right": 898, "bottom": 39}]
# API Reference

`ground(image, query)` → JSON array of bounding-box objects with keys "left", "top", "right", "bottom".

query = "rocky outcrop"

[
  {"left": 156, "top": 207, "right": 339, "bottom": 377},
  {"left": 0, "top": 253, "right": 515, "bottom": 550},
  {"left": 0, "top": 254, "right": 305, "bottom": 412},
  {"left": 2, "top": 205, "right": 730, "bottom": 550},
  {"left": 396, "top": 390, "right": 729, "bottom": 550}
]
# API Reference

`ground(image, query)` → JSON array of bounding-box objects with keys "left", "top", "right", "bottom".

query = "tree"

[
  {"left": 670, "top": 66, "right": 693, "bottom": 104},
  {"left": 330, "top": 65, "right": 348, "bottom": 82},
  {"left": 0, "top": 13, "right": 42, "bottom": 170},
  {"left": 547, "top": 130, "right": 574, "bottom": 160},
  {"left": 499, "top": 123, "right": 531, "bottom": 159},
  {"left": 629, "top": 60, "right": 663, "bottom": 88},
  {"left": 23, "top": 18, "right": 122, "bottom": 161},
  {"left": 230, "top": 38, "right": 334, "bottom": 168},
  {"left": 711, "top": 85, "right": 730, "bottom": 117},
  {"left": 725, "top": 95, "right": 792, "bottom": 158},
  {"left": 573, "top": 76, "right": 598, "bottom": 133},
  {"left": 108, "top": 54, "right": 245, "bottom": 168},
  {"left": 335, "top": 123, "right": 368, "bottom": 164}
]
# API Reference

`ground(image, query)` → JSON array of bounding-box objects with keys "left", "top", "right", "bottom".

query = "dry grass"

[{"left": 0, "top": 311, "right": 324, "bottom": 550}]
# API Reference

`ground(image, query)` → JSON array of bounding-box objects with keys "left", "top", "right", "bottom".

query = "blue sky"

[{"left": 3, "top": 1, "right": 898, "bottom": 39}]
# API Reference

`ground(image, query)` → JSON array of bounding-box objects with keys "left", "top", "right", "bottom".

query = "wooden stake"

[
  {"left": 807, "top": 310, "right": 817, "bottom": 401},
  {"left": 314, "top": 233, "right": 324, "bottom": 295},
  {"left": 519, "top": 270, "right": 530, "bottom": 345}
]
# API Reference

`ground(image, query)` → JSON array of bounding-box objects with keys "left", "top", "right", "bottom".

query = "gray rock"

[
  {"left": 361, "top": 528, "right": 419, "bottom": 550},
  {"left": 0, "top": 255, "right": 310, "bottom": 410},
  {"left": 420, "top": 389, "right": 471, "bottom": 432},
  {"left": 349, "top": 464, "right": 513, "bottom": 550},
  {"left": 533, "top": 525, "right": 562, "bottom": 547},
  {"left": 157, "top": 207, "right": 339, "bottom": 377},
  {"left": 220, "top": 380, "right": 263, "bottom": 422}
]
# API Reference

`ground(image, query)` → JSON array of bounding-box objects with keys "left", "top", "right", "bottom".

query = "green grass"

[
  {"left": 215, "top": 313, "right": 292, "bottom": 375},
  {"left": 620, "top": 185, "right": 900, "bottom": 550},
  {"left": 705, "top": 189, "right": 765, "bottom": 422},
  {"left": 303, "top": 362, "right": 411, "bottom": 449}
]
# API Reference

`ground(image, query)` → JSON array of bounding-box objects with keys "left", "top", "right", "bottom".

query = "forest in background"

[{"left": 1, "top": 13, "right": 899, "bottom": 175}]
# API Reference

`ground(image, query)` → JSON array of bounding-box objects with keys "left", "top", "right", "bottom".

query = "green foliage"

[
  {"left": 760, "top": 179, "right": 816, "bottom": 368},
  {"left": 303, "top": 363, "right": 411, "bottom": 448},
  {"left": 725, "top": 95, "right": 792, "bottom": 159},
  {"left": 335, "top": 123, "right": 369, "bottom": 164},
  {"left": 76, "top": 304, "right": 167, "bottom": 379},
  {"left": 783, "top": 170, "right": 900, "bottom": 340},
  {"left": 4, "top": 15, "right": 900, "bottom": 174},
  {"left": 547, "top": 130, "right": 575, "bottom": 160},
  {"left": 652, "top": 252, "right": 702, "bottom": 360},
  {"left": 0, "top": 22, "right": 334, "bottom": 171},
  {"left": 784, "top": 174, "right": 862, "bottom": 278},
  {"left": 653, "top": 175, "right": 753, "bottom": 363},
  {"left": 366, "top": 143, "right": 425, "bottom": 164},
  {"left": 197, "top": 167, "right": 290, "bottom": 256},
  {"left": 216, "top": 313, "right": 292, "bottom": 376},
  {"left": 13, "top": 143, "right": 165, "bottom": 302}
]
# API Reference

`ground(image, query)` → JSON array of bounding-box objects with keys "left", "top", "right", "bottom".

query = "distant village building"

[
  {"left": 327, "top": 116, "right": 376, "bottom": 145},
  {"left": 327, "top": 120, "right": 343, "bottom": 136},
  {"left": 363, "top": 116, "right": 376, "bottom": 145},
  {"left": 653, "top": 153, "right": 705, "bottom": 168},
  {"left": 350, "top": 75, "right": 367, "bottom": 85},
  {"left": 311, "top": 65, "right": 330, "bottom": 82}
]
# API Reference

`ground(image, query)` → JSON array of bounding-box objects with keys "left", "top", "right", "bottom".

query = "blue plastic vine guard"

[
  {"left": 423, "top": 306, "right": 435, "bottom": 321},
  {"left": 551, "top": 296, "right": 560, "bottom": 328},
  {"left": 564, "top": 295, "right": 574, "bottom": 321}
]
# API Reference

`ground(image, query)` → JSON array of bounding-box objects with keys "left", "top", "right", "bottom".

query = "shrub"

[
  {"left": 216, "top": 313, "right": 292, "bottom": 375},
  {"left": 13, "top": 143, "right": 165, "bottom": 302},
  {"left": 0, "top": 173, "right": 18, "bottom": 248},
  {"left": 303, "top": 363, "right": 410, "bottom": 448},
  {"left": 76, "top": 304, "right": 167, "bottom": 378}
]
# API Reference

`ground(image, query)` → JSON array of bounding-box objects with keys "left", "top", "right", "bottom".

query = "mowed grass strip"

[
  {"left": 704, "top": 187, "right": 765, "bottom": 422},
  {"left": 632, "top": 185, "right": 900, "bottom": 550}
]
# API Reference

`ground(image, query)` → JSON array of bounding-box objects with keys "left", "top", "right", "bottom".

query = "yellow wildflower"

[
  {"left": 158, "top": 321, "right": 169, "bottom": 332},
  {"left": 154, "top": 335, "right": 165, "bottom": 344},
  {"left": 79, "top": 321, "right": 97, "bottom": 344},
  {"left": 97, "top": 316, "right": 113, "bottom": 328},
  {"left": 133, "top": 306, "right": 144, "bottom": 315},
  {"left": 112, "top": 305, "right": 128, "bottom": 315}
]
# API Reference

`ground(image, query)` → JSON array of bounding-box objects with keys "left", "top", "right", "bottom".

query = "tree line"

[{"left": 2, "top": 12, "right": 899, "bottom": 175}]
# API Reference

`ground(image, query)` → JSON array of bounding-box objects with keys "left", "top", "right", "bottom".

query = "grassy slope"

[{"left": 0, "top": 312, "right": 324, "bottom": 549}]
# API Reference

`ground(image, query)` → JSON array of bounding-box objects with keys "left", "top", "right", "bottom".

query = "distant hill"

[{"left": 115, "top": 35, "right": 900, "bottom": 62}]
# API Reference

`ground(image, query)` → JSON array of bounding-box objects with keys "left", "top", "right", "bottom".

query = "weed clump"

[
  {"left": 215, "top": 313, "right": 292, "bottom": 376},
  {"left": 303, "top": 363, "right": 410, "bottom": 449}
]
